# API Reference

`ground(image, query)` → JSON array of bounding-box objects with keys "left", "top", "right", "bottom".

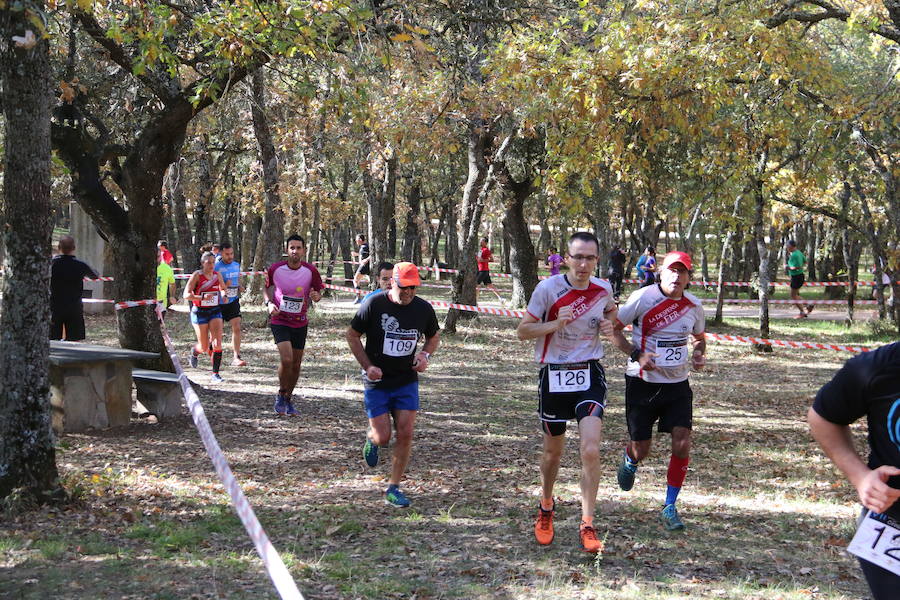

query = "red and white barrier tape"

[
  {"left": 704, "top": 331, "right": 869, "bottom": 353},
  {"left": 84, "top": 276, "right": 115, "bottom": 282},
  {"left": 699, "top": 298, "right": 879, "bottom": 305},
  {"left": 325, "top": 283, "right": 870, "bottom": 352},
  {"left": 155, "top": 307, "right": 305, "bottom": 600},
  {"left": 82, "top": 298, "right": 158, "bottom": 310}
]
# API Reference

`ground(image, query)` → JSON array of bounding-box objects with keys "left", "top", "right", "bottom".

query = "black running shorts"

[
  {"left": 221, "top": 300, "right": 241, "bottom": 322},
  {"left": 624, "top": 375, "right": 693, "bottom": 441},
  {"left": 476, "top": 270, "right": 492, "bottom": 285},
  {"left": 271, "top": 324, "right": 308, "bottom": 350},
  {"left": 538, "top": 360, "right": 607, "bottom": 436}
]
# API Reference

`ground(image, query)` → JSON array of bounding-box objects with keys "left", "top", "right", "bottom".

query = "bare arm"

[
  {"left": 808, "top": 407, "right": 900, "bottom": 514},
  {"left": 691, "top": 332, "right": 707, "bottom": 370},
  {"left": 516, "top": 308, "right": 572, "bottom": 341},
  {"left": 183, "top": 272, "right": 198, "bottom": 301},
  {"left": 413, "top": 332, "right": 440, "bottom": 372},
  {"left": 263, "top": 284, "right": 281, "bottom": 317},
  {"left": 611, "top": 319, "right": 658, "bottom": 370},
  {"left": 346, "top": 326, "right": 380, "bottom": 380}
]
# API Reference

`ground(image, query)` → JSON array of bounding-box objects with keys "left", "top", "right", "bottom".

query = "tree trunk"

[
  {"left": 443, "top": 120, "right": 495, "bottom": 333},
  {"left": 751, "top": 158, "right": 772, "bottom": 346},
  {"left": 502, "top": 186, "right": 538, "bottom": 308},
  {"left": 0, "top": 9, "right": 64, "bottom": 501},
  {"left": 166, "top": 159, "right": 196, "bottom": 272},
  {"left": 247, "top": 68, "right": 285, "bottom": 298},
  {"left": 714, "top": 195, "right": 741, "bottom": 324},
  {"left": 402, "top": 181, "right": 423, "bottom": 263},
  {"left": 363, "top": 148, "right": 398, "bottom": 271}
]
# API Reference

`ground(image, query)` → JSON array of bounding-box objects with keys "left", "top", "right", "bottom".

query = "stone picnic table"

[{"left": 49, "top": 341, "right": 158, "bottom": 433}]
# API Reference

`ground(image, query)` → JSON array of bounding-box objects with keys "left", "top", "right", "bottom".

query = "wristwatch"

[{"left": 421, "top": 351, "right": 431, "bottom": 360}]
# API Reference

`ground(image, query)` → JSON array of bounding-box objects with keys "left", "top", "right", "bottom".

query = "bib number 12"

[{"left": 847, "top": 510, "right": 900, "bottom": 576}]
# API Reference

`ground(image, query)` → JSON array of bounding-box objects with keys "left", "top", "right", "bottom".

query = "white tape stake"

[{"left": 156, "top": 308, "right": 305, "bottom": 600}]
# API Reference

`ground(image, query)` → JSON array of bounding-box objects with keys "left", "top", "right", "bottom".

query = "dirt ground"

[{"left": 0, "top": 293, "right": 884, "bottom": 599}]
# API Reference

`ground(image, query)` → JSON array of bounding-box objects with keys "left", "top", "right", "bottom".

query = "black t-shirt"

[
  {"left": 813, "top": 342, "right": 900, "bottom": 517},
  {"left": 360, "top": 243, "right": 370, "bottom": 261},
  {"left": 608, "top": 248, "right": 626, "bottom": 274},
  {"left": 50, "top": 255, "right": 98, "bottom": 311},
  {"left": 350, "top": 293, "right": 439, "bottom": 390}
]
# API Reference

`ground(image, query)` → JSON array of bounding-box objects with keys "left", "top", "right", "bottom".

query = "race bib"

[
  {"left": 226, "top": 286, "right": 239, "bottom": 299},
  {"left": 383, "top": 330, "right": 417, "bottom": 357},
  {"left": 655, "top": 338, "right": 688, "bottom": 368},
  {"left": 548, "top": 363, "right": 590, "bottom": 393},
  {"left": 200, "top": 291, "right": 219, "bottom": 307},
  {"left": 847, "top": 510, "right": 900, "bottom": 576},
  {"left": 280, "top": 295, "right": 304, "bottom": 314}
]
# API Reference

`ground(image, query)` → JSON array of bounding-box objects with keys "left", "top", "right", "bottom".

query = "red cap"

[
  {"left": 393, "top": 262, "right": 421, "bottom": 287},
  {"left": 661, "top": 251, "right": 692, "bottom": 271}
]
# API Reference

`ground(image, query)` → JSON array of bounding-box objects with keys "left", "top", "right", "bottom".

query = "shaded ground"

[{"left": 0, "top": 293, "right": 884, "bottom": 599}]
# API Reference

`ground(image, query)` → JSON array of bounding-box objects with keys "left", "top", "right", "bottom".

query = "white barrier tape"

[
  {"left": 82, "top": 298, "right": 159, "bottom": 310},
  {"left": 155, "top": 307, "right": 305, "bottom": 600}
]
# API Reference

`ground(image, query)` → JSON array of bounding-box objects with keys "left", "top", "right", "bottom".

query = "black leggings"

[{"left": 859, "top": 556, "right": 900, "bottom": 600}]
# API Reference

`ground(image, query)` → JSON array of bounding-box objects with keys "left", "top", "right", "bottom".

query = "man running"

[
  {"left": 215, "top": 242, "right": 246, "bottom": 366},
  {"left": 50, "top": 235, "right": 99, "bottom": 341},
  {"left": 264, "top": 235, "right": 323, "bottom": 416},
  {"left": 517, "top": 231, "right": 618, "bottom": 553},
  {"left": 476, "top": 237, "right": 503, "bottom": 302},
  {"left": 610, "top": 251, "right": 706, "bottom": 531},
  {"left": 347, "top": 262, "right": 440, "bottom": 507},
  {"left": 786, "top": 239, "right": 810, "bottom": 318},
  {"left": 352, "top": 234, "right": 371, "bottom": 303},
  {"left": 808, "top": 342, "right": 900, "bottom": 600},
  {"left": 363, "top": 261, "right": 394, "bottom": 302},
  {"left": 156, "top": 249, "right": 177, "bottom": 320},
  {"left": 636, "top": 246, "right": 657, "bottom": 288}
]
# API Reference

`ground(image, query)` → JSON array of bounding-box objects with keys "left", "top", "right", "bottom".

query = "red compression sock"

[{"left": 667, "top": 455, "right": 690, "bottom": 489}]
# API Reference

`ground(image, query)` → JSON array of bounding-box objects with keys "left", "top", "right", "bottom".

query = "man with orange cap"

[
  {"left": 346, "top": 262, "right": 440, "bottom": 507},
  {"left": 610, "top": 251, "right": 707, "bottom": 531}
]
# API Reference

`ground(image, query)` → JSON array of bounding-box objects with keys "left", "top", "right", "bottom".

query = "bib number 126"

[{"left": 548, "top": 364, "right": 590, "bottom": 393}]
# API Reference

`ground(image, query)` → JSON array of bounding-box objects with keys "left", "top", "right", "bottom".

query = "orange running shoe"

[
  {"left": 534, "top": 505, "right": 554, "bottom": 545},
  {"left": 579, "top": 523, "right": 603, "bottom": 553}
]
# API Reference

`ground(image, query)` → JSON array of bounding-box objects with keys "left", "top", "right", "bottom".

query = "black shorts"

[
  {"left": 624, "top": 375, "right": 693, "bottom": 441},
  {"left": 790, "top": 274, "right": 805, "bottom": 289},
  {"left": 221, "top": 300, "right": 241, "bottom": 322},
  {"left": 538, "top": 360, "right": 607, "bottom": 436},
  {"left": 50, "top": 306, "right": 85, "bottom": 341},
  {"left": 356, "top": 262, "right": 370, "bottom": 276},
  {"left": 476, "top": 270, "right": 492, "bottom": 285},
  {"left": 271, "top": 324, "right": 308, "bottom": 350}
]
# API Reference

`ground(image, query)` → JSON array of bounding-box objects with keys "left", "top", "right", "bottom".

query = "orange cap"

[
  {"left": 393, "top": 262, "right": 421, "bottom": 287},
  {"left": 661, "top": 251, "right": 692, "bottom": 271}
]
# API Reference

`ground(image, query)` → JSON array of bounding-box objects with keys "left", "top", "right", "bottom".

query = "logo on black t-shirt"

[{"left": 889, "top": 398, "right": 900, "bottom": 453}]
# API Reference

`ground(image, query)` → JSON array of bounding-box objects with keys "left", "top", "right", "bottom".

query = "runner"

[
  {"left": 215, "top": 242, "right": 246, "bottom": 366},
  {"left": 610, "top": 250, "right": 706, "bottom": 531},
  {"left": 476, "top": 237, "right": 503, "bottom": 303},
  {"left": 807, "top": 342, "right": 900, "bottom": 600},
  {"left": 212, "top": 243, "right": 221, "bottom": 259},
  {"left": 546, "top": 247, "right": 564, "bottom": 276},
  {"left": 347, "top": 262, "right": 440, "bottom": 507},
  {"left": 263, "top": 234, "right": 323, "bottom": 416},
  {"left": 516, "top": 231, "right": 618, "bottom": 553},
  {"left": 352, "top": 234, "right": 371, "bottom": 304},
  {"left": 363, "top": 261, "right": 394, "bottom": 302},
  {"left": 607, "top": 245, "right": 626, "bottom": 301},
  {"left": 785, "top": 239, "right": 810, "bottom": 318},
  {"left": 50, "top": 235, "right": 99, "bottom": 341},
  {"left": 183, "top": 251, "right": 227, "bottom": 383},
  {"left": 156, "top": 249, "right": 177, "bottom": 320},
  {"left": 636, "top": 246, "right": 657, "bottom": 288},
  {"left": 157, "top": 239, "right": 174, "bottom": 265}
]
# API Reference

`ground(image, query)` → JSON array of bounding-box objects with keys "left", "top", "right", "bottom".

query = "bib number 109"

[
  {"left": 847, "top": 510, "right": 900, "bottom": 576},
  {"left": 383, "top": 331, "right": 417, "bottom": 357}
]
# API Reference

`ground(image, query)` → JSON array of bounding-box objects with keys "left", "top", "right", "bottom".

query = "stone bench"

[
  {"left": 132, "top": 369, "right": 183, "bottom": 420},
  {"left": 50, "top": 341, "right": 158, "bottom": 433}
]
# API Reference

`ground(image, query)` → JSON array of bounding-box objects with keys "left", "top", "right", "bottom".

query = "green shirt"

[
  {"left": 156, "top": 262, "right": 175, "bottom": 303},
  {"left": 787, "top": 249, "right": 805, "bottom": 276}
]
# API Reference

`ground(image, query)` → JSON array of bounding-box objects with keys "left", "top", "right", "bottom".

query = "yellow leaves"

[
  {"left": 76, "top": 0, "right": 92, "bottom": 11},
  {"left": 390, "top": 33, "right": 413, "bottom": 43}
]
